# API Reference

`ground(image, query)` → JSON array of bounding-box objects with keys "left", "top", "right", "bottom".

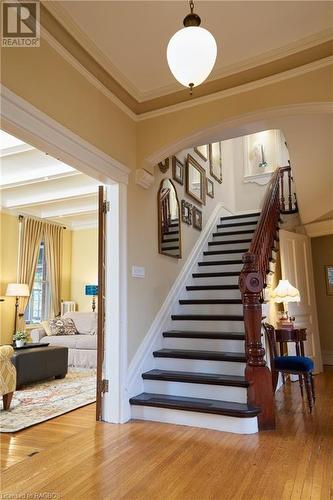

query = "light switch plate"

[{"left": 132, "top": 265, "right": 145, "bottom": 278}]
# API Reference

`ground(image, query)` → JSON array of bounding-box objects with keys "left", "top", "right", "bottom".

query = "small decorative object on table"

[
  {"left": 13, "top": 331, "right": 27, "bottom": 348},
  {"left": 85, "top": 284, "right": 98, "bottom": 312},
  {"left": 181, "top": 200, "right": 192, "bottom": 225},
  {"left": 270, "top": 279, "right": 300, "bottom": 329},
  {"left": 192, "top": 206, "right": 202, "bottom": 231}
]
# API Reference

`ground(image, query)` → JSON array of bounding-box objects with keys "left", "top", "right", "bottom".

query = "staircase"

[{"left": 130, "top": 211, "right": 266, "bottom": 434}]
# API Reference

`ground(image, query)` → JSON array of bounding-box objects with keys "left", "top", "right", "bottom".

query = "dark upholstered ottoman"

[{"left": 12, "top": 346, "right": 68, "bottom": 388}]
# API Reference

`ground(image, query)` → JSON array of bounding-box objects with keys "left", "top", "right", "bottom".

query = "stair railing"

[{"left": 239, "top": 165, "right": 297, "bottom": 430}]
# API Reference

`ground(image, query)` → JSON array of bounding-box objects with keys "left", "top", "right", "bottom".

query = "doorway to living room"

[{"left": 0, "top": 87, "right": 129, "bottom": 431}]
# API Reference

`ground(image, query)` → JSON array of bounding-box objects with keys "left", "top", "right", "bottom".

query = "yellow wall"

[
  {"left": 0, "top": 213, "right": 19, "bottom": 345},
  {"left": 70, "top": 228, "right": 98, "bottom": 312},
  {"left": 311, "top": 235, "right": 333, "bottom": 363}
]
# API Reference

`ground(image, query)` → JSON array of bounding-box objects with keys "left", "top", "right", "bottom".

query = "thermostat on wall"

[{"left": 132, "top": 265, "right": 145, "bottom": 278}]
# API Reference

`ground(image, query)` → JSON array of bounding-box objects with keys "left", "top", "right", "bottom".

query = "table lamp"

[
  {"left": 6, "top": 283, "right": 30, "bottom": 334},
  {"left": 270, "top": 279, "right": 300, "bottom": 329},
  {"left": 85, "top": 284, "right": 98, "bottom": 312}
]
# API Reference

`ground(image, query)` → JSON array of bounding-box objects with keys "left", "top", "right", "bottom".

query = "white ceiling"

[
  {"left": 47, "top": 0, "right": 333, "bottom": 100},
  {"left": 0, "top": 131, "right": 98, "bottom": 230}
]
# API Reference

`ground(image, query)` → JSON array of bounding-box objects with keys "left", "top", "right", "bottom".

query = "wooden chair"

[{"left": 263, "top": 323, "right": 315, "bottom": 412}]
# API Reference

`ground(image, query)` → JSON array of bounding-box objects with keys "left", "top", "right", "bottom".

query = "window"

[{"left": 25, "top": 242, "right": 50, "bottom": 324}]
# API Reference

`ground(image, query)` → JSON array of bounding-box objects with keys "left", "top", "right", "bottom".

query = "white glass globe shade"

[{"left": 167, "top": 26, "right": 217, "bottom": 88}]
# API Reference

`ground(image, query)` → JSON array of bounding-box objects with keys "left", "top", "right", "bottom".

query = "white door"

[{"left": 279, "top": 229, "right": 323, "bottom": 373}]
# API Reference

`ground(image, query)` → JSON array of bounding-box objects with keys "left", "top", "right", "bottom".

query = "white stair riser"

[
  {"left": 216, "top": 223, "right": 257, "bottom": 233},
  {"left": 185, "top": 289, "right": 241, "bottom": 299},
  {"left": 203, "top": 252, "right": 245, "bottom": 262},
  {"left": 163, "top": 337, "right": 245, "bottom": 352},
  {"left": 189, "top": 275, "right": 239, "bottom": 286},
  {"left": 155, "top": 357, "right": 246, "bottom": 376},
  {"left": 196, "top": 263, "right": 243, "bottom": 273},
  {"left": 143, "top": 380, "right": 247, "bottom": 403},
  {"left": 212, "top": 234, "right": 253, "bottom": 242},
  {"left": 162, "top": 233, "right": 179, "bottom": 241},
  {"left": 207, "top": 241, "right": 251, "bottom": 251},
  {"left": 131, "top": 406, "right": 258, "bottom": 434},
  {"left": 175, "top": 303, "right": 243, "bottom": 315},
  {"left": 171, "top": 319, "right": 244, "bottom": 332}
]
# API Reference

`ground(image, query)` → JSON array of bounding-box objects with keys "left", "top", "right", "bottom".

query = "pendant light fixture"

[{"left": 167, "top": 0, "right": 217, "bottom": 94}]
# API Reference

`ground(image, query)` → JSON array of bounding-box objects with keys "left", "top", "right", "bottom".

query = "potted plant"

[{"left": 13, "top": 331, "right": 27, "bottom": 348}]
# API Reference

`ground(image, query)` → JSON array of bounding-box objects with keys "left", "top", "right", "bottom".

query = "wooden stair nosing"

[
  {"left": 213, "top": 230, "right": 255, "bottom": 237},
  {"left": 153, "top": 348, "right": 246, "bottom": 362},
  {"left": 192, "top": 271, "right": 240, "bottom": 278},
  {"left": 216, "top": 221, "right": 257, "bottom": 229},
  {"left": 220, "top": 212, "right": 260, "bottom": 221},
  {"left": 129, "top": 393, "right": 259, "bottom": 418},
  {"left": 162, "top": 330, "right": 245, "bottom": 340},
  {"left": 186, "top": 284, "right": 239, "bottom": 291},
  {"left": 179, "top": 299, "right": 242, "bottom": 305},
  {"left": 171, "top": 314, "right": 244, "bottom": 321},
  {"left": 142, "top": 369, "right": 249, "bottom": 387},
  {"left": 198, "top": 260, "right": 243, "bottom": 266}
]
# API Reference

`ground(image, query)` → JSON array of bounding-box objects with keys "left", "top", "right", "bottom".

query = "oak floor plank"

[{"left": 1, "top": 368, "right": 333, "bottom": 499}]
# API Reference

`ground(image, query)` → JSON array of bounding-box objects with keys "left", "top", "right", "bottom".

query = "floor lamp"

[{"left": 6, "top": 283, "right": 30, "bottom": 335}]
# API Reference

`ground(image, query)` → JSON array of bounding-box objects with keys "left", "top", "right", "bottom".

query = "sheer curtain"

[
  {"left": 44, "top": 223, "right": 63, "bottom": 318},
  {"left": 17, "top": 218, "right": 43, "bottom": 330}
]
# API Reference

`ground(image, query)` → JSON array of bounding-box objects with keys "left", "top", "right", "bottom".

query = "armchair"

[{"left": 0, "top": 345, "right": 16, "bottom": 410}]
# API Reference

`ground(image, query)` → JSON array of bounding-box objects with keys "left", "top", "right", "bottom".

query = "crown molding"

[{"left": 301, "top": 219, "right": 333, "bottom": 237}]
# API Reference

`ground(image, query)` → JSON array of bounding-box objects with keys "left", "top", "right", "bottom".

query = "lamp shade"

[
  {"left": 6, "top": 283, "right": 30, "bottom": 297},
  {"left": 167, "top": 26, "right": 217, "bottom": 88},
  {"left": 270, "top": 280, "right": 300, "bottom": 303},
  {"left": 85, "top": 285, "right": 98, "bottom": 296}
]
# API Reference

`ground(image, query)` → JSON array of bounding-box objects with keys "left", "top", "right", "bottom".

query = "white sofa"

[{"left": 31, "top": 312, "right": 97, "bottom": 368}]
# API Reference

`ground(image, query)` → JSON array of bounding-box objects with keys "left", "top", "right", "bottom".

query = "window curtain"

[
  {"left": 17, "top": 218, "right": 44, "bottom": 330},
  {"left": 44, "top": 223, "right": 63, "bottom": 318}
]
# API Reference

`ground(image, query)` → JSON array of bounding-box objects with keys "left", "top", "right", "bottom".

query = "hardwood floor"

[{"left": 1, "top": 367, "right": 333, "bottom": 499}]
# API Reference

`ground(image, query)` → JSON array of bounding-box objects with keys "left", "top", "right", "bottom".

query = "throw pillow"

[
  {"left": 41, "top": 320, "right": 52, "bottom": 336},
  {"left": 48, "top": 318, "right": 78, "bottom": 336}
]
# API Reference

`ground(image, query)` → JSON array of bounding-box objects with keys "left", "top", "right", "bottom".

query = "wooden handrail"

[{"left": 239, "top": 165, "right": 297, "bottom": 430}]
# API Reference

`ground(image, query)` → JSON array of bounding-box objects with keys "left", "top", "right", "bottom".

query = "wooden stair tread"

[
  {"left": 172, "top": 314, "right": 244, "bottom": 321},
  {"left": 153, "top": 348, "right": 246, "bottom": 362},
  {"left": 129, "top": 393, "right": 259, "bottom": 418},
  {"left": 186, "top": 284, "right": 239, "bottom": 290},
  {"left": 142, "top": 369, "right": 249, "bottom": 387},
  {"left": 192, "top": 272, "right": 240, "bottom": 278},
  {"left": 216, "top": 221, "right": 257, "bottom": 228},
  {"left": 162, "top": 330, "right": 245, "bottom": 340},
  {"left": 179, "top": 299, "right": 242, "bottom": 305},
  {"left": 203, "top": 249, "right": 248, "bottom": 256},
  {"left": 213, "top": 230, "right": 255, "bottom": 237},
  {"left": 198, "top": 260, "right": 243, "bottom": 266},
  {"left": 208, "top": 239, "right": 252, "bottom": 246},
  {"left": 220, "top": 212, "right": 260, "bottom": 221}
]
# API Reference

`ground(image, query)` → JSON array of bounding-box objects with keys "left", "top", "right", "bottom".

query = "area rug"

[{"left": 1, "top": 368, "right": 96, "bottom": 433}]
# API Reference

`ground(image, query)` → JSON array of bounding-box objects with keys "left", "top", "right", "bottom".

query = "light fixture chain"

[{"left": 189, "top": 0, "right": 194, "bottom": 14}]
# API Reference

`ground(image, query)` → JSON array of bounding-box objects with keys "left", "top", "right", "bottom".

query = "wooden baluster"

[
  {"left": 288, "top": 169, "right": 292, "bottom": 211},
  {"left": 239, "top": 253, "right": 275, "bottom": 430},
  {"left": 279, "top": 170, "right": 285, "bottom": 212}
]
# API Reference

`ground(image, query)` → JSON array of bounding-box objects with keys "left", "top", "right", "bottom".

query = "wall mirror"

[
  {"left": 158, "top": 179, "right": 181, "bottom": 258},
  {"left": 186, "top": 154, "right": 206, "bottom": 205},
  {"left": 209, "top": 142, "right": 222, "bottom": 183}
]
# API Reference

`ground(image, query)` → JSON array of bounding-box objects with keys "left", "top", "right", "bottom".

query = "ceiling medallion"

[{"left": 167, "top": 0, "right": 217, "bottom": 95}]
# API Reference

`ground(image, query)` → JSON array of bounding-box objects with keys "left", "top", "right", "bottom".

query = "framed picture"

[
  {"left": 325, "top": 265, "right": 333, "bottom": 295},
  {"left": 209, "top": 142, "right": 222, "bottom": 183},
  {"left": 206, "top": 178, "right": 214, "bottom": 198},
  {"left": 186, "top": 154, "right": 206, "bottom": 205},
  {"left": 192, "top": 206, "right": 202, "bottom": 231},
  {"left": 172, "top": 156, "right": 184, "bottom": 185},
  {"left": 194, "top": 144, "right": 209, "bottom": 162},
  {"left": 181, "top": 200, "right": 192, "bottom": 225}
]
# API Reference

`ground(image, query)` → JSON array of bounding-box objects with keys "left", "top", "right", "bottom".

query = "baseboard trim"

[{"left": 126, "top": 202, "right": 229, "bottom": 400}]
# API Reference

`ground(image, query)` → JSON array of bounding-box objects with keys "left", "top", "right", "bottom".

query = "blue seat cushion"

[{"left": 274, "top": 356, "right": 314, "bottom": 372}]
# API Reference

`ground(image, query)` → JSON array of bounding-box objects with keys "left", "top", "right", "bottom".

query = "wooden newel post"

[{"left": 239, "top": 252, "right": 275, "bottom": 431}]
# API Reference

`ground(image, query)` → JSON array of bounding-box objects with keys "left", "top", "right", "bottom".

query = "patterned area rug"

[{"left": 0, "top": 368, "right": 96, "bottom": 433}]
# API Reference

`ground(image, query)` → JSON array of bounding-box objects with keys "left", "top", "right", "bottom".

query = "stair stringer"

[{"left": 126, "top": 203, "right": 229, "bottom": 402}]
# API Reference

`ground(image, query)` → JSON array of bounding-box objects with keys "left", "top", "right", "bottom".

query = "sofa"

[
  {"left": 31, "top": 312, "right": 97, "bottom": 368},
  {"left": 1, "top": 345, "right": 16, "bottom": 410}
]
